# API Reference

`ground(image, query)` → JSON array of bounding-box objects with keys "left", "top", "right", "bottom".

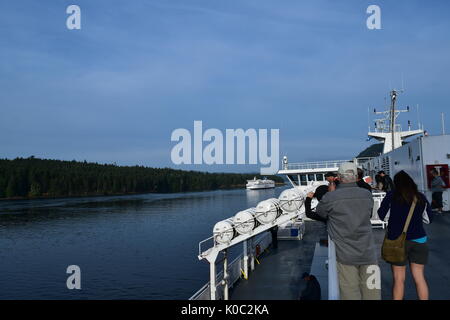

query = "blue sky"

[{"left": 1, "top": 0, "right": 449, "bottom": 172}]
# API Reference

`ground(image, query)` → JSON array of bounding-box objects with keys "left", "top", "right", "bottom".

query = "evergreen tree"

[{"left": 29, "top": 182, "right": 41, "bottom": 197}]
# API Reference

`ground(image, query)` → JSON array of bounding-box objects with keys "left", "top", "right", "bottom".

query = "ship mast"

[
  {"left": 367, "top": 89, "right": 424, "bottom": 154},
  {"left": 390, "top": 90, "right": 397, "bottom": 152}
]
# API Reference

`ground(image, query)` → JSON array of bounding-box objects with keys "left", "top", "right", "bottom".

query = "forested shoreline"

[{"left": 0, "top": 157, "right": 284, "bottom": 200}]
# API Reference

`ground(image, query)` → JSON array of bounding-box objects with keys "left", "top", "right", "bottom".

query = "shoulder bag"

[{"left": 381, "top": 197, "right": 417, "bottom": 263}]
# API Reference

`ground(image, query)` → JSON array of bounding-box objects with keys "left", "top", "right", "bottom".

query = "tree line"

[{"left": 0, "top": 157, "right": 284, "bottom": 199}]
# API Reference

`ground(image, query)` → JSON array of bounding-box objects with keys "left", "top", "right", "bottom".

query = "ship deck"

[
  {"left": 229, "top": 214, "right": 450, "bottom": 300},
  {"left": 230, "top": 221, "right": 327, "bottom": 300}
]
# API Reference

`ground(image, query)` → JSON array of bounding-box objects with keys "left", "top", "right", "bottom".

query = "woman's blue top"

[{"left": 378, "top": 191, "right": 433, "bottom": 241}]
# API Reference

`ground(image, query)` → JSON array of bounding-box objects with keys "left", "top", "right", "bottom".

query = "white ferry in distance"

[{"left": 246, "top": 177, "right": 275, "bottom": 190}]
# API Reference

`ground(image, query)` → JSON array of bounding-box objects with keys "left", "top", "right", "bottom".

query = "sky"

[{"left": 1, "top": 0, "right": 449, "bottom": 173}]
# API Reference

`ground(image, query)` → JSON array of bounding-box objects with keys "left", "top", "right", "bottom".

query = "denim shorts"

[{"left": 391, "top": 240, "right": 429, "bottom": 266}]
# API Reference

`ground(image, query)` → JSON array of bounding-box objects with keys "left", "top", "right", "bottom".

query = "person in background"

[
  {"left": 357, "top": 168, "right": 372, "bottom": 192},
  {"left": 378, "top": 171, "right": 394, "bottom": 192},
  {"left": 316, "top": 162, "right": 380, "bottom": 300},
  {"left": 325, "top": 172, "right": 339, "bottom": 191},
  {"left": 305, "top": 185, "right": 328, "bottom": 223},
  {"left": 430, "top": 168, "right": 446, "bottom": 213},
  {"left": 375, "top": 173, "right": 383, "bottom": 190},
  {"left": 378, "top": 170, "right": 433, "bottom": 300}
]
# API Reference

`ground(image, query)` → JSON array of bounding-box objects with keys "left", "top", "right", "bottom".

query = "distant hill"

[
  {"left": 356, "top": 143, "right": 383, "bottom": 158},
  {"left": 356, "top": 141, "right": 412, "bottom": 158}
]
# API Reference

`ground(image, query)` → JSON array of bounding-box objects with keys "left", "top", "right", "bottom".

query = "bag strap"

[{"left": 402, "top": 197, "right": 417, "bottom": 233}]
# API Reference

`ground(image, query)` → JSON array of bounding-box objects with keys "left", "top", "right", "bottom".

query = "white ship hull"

[
  {"left": 246, "top": 183, "right": 275, "bottom": 190},
  {"left": 246, "top": 178, "right": 275, "bottom": 190}
]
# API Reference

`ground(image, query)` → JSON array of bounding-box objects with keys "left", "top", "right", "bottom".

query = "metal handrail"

[
  {"left": 372, "top": 124, "right": 402, "bottom": 133},
  {"left": 355, "top": 157, "right": 375, "bottom": 162},
  {"left": 190, "top": 232, "right": 272, "bottom": 300},
  {"left": 328, "top": 237, "right": 340, "bottom": 300},
  {"left": 284, "top": 160, "right": 350, "bottom": 171}
]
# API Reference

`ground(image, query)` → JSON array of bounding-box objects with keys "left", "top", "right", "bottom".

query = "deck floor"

[
  {"left": 231, "top": 221, "right": 327, "bottom": 300},
  {"left": 230, "top": 213, "right": 450, "bottom": 300}
]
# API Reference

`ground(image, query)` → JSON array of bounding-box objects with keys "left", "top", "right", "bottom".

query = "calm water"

[{"left": 0, "top": 186, "right": 287, "bottom": 299}]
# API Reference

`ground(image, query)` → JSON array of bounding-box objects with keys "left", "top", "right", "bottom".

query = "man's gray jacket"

[{"left": 316, "top": 182, "right": 377, "bottom": 265}]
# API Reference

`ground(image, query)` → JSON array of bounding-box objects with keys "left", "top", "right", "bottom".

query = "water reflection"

[
  {"left": 245, "top": 188, "right": 278, "bottom": 208},
  {"left": 0, "top": 186, "right": 288, "bottom": 299}
]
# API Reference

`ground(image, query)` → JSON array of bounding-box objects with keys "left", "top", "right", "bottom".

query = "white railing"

[
  {"left": 355, "top": 157, "right": 375, "bottom": 163},
  {"left": 372, "top": 124, "right": 402, "bottom": 133},
  {"left": 283, "top": 160, "right": 350, "bottom": 171},
  {"left": 371, "top": 192, "right": 388, "bottom": 228},
  {"left": 282, "top": 158, "right": 376, "bottom": 171},
  {"left": 189, "top": 255, "right": 244, "bottom": 301},
  {"left": 328, "top": 237, "right": 340, "bottom": 300},
  {"left": 190, "top": 233, "right": 272, "bottom": 300}
]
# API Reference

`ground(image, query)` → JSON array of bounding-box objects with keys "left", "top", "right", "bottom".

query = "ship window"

[
  {"left": 308, "top": 174, "right": 315, "bottom": 181},
  {"left": 299, "top": 174, "right": 307, "bottom": 186},
  {"left": 316, "top": 174, "right": 324, "bottom": 181}
]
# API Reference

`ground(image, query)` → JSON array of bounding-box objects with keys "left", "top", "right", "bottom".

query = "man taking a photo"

[{"left": 316, "top": 162, "right": 380, "bottom": 300}]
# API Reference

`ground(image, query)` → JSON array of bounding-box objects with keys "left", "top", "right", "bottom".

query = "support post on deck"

[
  {"left": 250, "top": 238, "right": 255, "bottom": 271},
  {"left": 223, "top": 249, "right": 229, "bottom": 300},
  {"left": 243, "top": 240, "right": 249, "bottom": 279},
  {"left": 209, "top": 260, "right": 216, "bottom": 300}
]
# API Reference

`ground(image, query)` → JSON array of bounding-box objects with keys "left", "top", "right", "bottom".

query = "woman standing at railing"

[{"left": 378, "top": 170, "right": 433, "bottom": 300}]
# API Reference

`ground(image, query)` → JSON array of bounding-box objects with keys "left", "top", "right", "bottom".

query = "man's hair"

[
  {"left": 324, "top": 172, "right": 336, "bottom": 178},
  {"left": 375, "top": 174, "right": 382, "bottom": 183},
  {"left": 339, "top": 172, "right": 357, "bottom": 183},
  {"left": 314, "top": 185, "right": 329, "bottom": 201},
  {"left": 357, "top": 168, "right": 364, "bottom": 180},
  {"left": 378, "top": 170, "right": 385, "bottom": 175}
]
